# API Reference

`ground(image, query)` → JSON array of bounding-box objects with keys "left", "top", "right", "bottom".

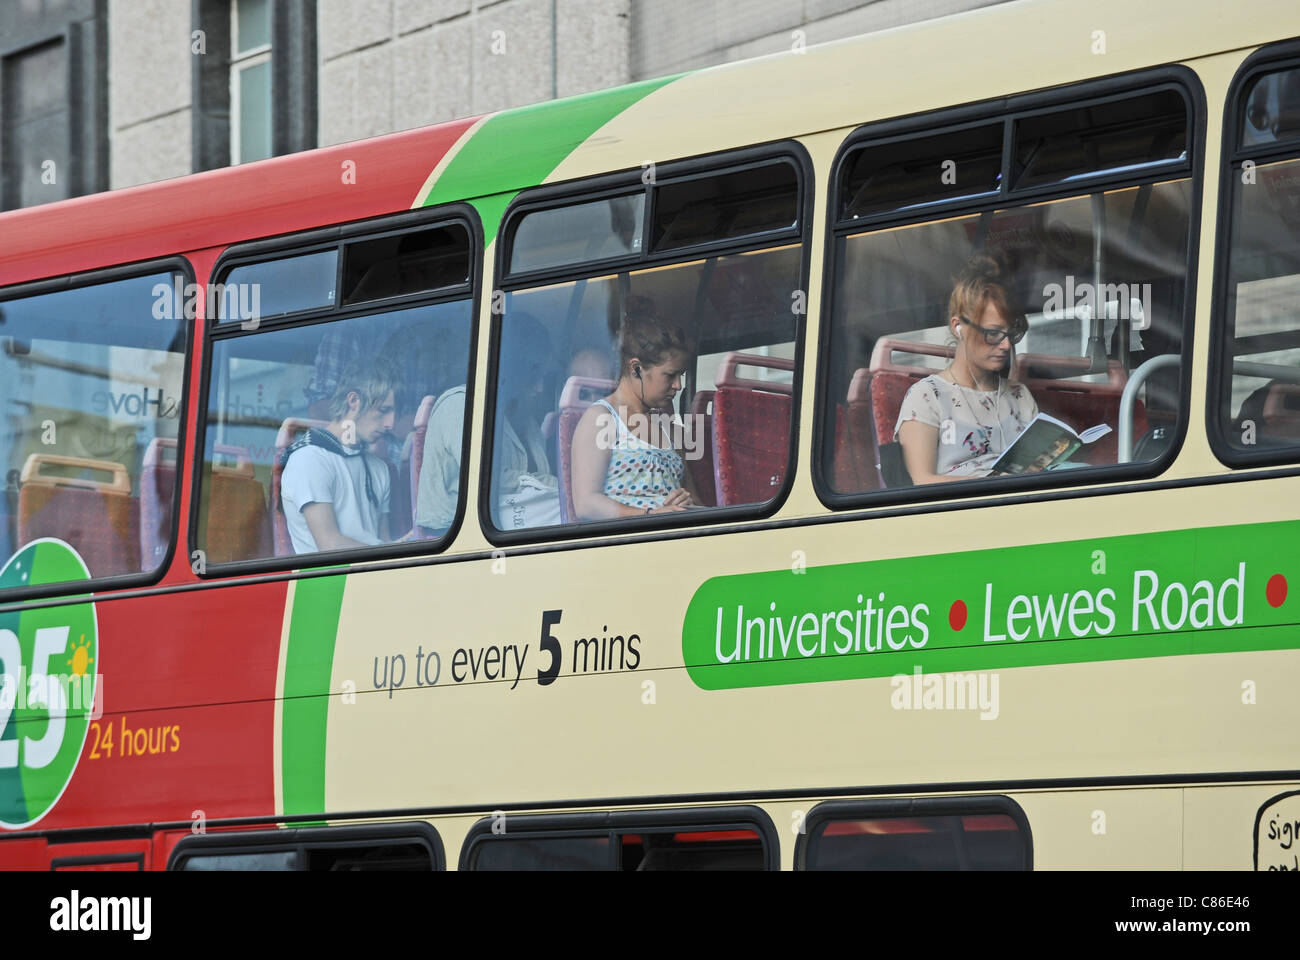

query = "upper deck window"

[
  {"left": 195, "top": 214, "right": 476, "bottom": 572},
  {"left": 509, "top": 193, "right": 645, "bottom": 275},
  {"left": 484, "top": 148, "right": 808, "bottom": 540},
  {"left": 1012, "top": 89, "right": 1187, "bottom": 189},
  {"left": 1212, "top": 58, "right": 1300, "bottom": 463},
  {"left": 1241, "top": 63, "right": 1300, "bottom": 150},
  {"left": 341, "top": 224, "right": 471, "bottom": 305},
  {"left": 840, "top": 124, "right": 1003, "bottom": 221},
  {"left": 219, "top": 249, "right": 338, "bottom": 322},
  {"left": 0, "top": 268, "right": 188, "bottom": 590},
  {"left": 650, "top": 161, "right": 799, "bottom": 252},
  {"left": 820, "top": 74, "right": 1197, "bottom": 503}
]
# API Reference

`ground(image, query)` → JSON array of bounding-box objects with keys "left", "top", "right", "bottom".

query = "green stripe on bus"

[
  {"left": 682, "top": 519, "right": 1299, "bottom": 690},
  {"left": 281, "top": 573, "right": 347, "bottom": 817},
  {"left": 422, "top": 74, "right": 684, "bottom": 245}
]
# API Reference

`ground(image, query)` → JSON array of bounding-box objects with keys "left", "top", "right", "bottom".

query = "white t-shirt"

[{"left": 282, "top": 444, "right": 391, "bottom": 553}]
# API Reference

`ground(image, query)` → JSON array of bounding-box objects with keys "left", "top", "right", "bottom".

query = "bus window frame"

[
  {"left": 166, "top": 820, "right": 445, "bottom": 871},
  {"left": 0, "top": 256, "right": 197, "bottom": 604},
  {"left": 483, "top": 141, "right": 814, "bottom": 547},
  {"left": 811, "top": 65, "right": 1205, "bottom": 512},
  {"left": 1206, "top": 39, "right": 1300, "bottom": 469},
  {"left": 459, "top": 804, "right": 779, "bottom": 871},
  {"left": 793, "top": 795, "right": 1033, "bottom": 871},
  {"left": 189, "top": 203, "right": 483, "bottom": 579}
]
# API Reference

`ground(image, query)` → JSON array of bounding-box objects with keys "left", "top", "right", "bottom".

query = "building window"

[
  {"left": 230, "top": 0, "right": 272, "bottom": 164},
  {"left": 0, "top": 1, "right": 108, "bottom": 210},
  {"left": 193, "top": 0, "right": 316, "bottom": 172}
]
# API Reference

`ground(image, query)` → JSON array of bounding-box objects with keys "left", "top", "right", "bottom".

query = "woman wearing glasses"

[{"left": 895, "top": 254, "right": 1037, "bottom": 484}]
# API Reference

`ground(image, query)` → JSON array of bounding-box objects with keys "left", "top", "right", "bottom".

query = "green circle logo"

[{"left": 0, "top": 540, "right": 98, "bottom": 829}]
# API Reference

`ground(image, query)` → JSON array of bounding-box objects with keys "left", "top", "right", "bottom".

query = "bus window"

[
  {"left": 462, "top": 811, "right": 774, "bottom": 870},
  {"left": 1214, "top": 62, "right": 1300, "bottom": 460},
  {"left": 196, "top": 219, "right": 474, "bottom": 568},
  {"left": 169, "top": 823, "right": 442, "bottom": 870},
  {"left": 802, "top": 813, "right": 1029, "bottom": 870},
  {"left": 822, "top": 79, "right": 1194, "bottom": 497},
  {"left": 219, "top": 249, "right": 338, "bottom": 322},
  {"left": 509, "top": 193, "right": 645, "bottom": 275},
  {"left": 485, "top": 155, "right": 805, "bottom": 535},
  {"left": 0, "top": 268, "right": 187, "bottom": 587},
  {"left": 470, "top": 835, "right": 612, "bottom": 870}
]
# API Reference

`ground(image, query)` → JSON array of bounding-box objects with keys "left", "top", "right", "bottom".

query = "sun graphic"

[{"left": 66, "top": 634, "right": 94, "bottom": 678}]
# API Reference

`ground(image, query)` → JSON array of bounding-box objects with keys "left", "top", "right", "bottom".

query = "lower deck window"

[
  {"left": 800, "top": 800, "right": 1031, "bottom": 870},
  {"left": 463, "top": 809, "right": 774, "bottom": 871},
  {"left": 168, "top": 824, "right": 442, "bottom": 871}
]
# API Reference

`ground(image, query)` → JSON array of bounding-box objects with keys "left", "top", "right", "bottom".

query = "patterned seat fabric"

[
  {"left": 713, "top": 389, "right": 791, "bottom": 506},
  {"left": 18, "top": 455, "right": 140, "bottom": 578},
  {"left": 688, "top": 389, "right": 716, "bottom": 507},
  {"left": 839, "top": 368, "right": 881, "bottom": 492},
  {"left": 869, "top": 371, "right": 921, "bottom": 454},
  {"left": 711, "top": 354, "right": 794, "bottom": 507},
  {"left": 205, "top": 469, "right": 272, "bottom": 563}
]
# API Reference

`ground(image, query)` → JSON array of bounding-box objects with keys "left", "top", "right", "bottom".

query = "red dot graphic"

[
  {"left": 949, "top": 600, "right": 968, "bottom": 631},
  {"left": 1266, "top": 574, "right": 1287, "bottom": 608}
]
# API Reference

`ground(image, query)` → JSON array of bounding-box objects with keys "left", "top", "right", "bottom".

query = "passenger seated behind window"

[
  {"left": 415, "top": 313, "right": 561, "bottom": 532},
  {"left": 896, "top": 254, "right": 1038, "bottom": 484},
  {"left": 281, "top": 357, "right": 398, "bottom": 553},
  {"left": 570, "top": 305, "right": 698, "bottom": 519}
]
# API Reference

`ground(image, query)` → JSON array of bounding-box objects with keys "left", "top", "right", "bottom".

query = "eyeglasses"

[{"left": 959, "top": 316, "right": 1027, "bottom": 346}]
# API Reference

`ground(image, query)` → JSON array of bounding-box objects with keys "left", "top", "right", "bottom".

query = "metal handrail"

[{"left": 1118, "top": 354, "right": 1180, "bottom": 462}]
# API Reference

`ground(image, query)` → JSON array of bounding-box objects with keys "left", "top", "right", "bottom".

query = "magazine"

[{"left": 989, "top": 413, "right": 1112, "bottom": 475}]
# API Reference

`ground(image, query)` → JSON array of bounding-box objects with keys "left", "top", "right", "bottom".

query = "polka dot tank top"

[{"left": 593, "top": 398, "right": 685, "bottom": 510}]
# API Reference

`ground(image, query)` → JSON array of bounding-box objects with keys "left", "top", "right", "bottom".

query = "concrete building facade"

[{"left": 1, "top": 0, "right": 1008, "bottom": 208}]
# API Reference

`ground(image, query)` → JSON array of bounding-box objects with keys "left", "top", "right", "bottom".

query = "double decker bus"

[{"left": 1, "top": 0, "right": 1299, "bottom": 871}]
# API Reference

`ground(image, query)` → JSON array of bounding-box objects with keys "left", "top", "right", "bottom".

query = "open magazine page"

[{"left": 990, "top": 413, "right": 1111, "bottom": 476}]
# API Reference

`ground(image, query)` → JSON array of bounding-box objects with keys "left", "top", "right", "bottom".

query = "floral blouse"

[{"left": 893, "top": 374, "right": 1038, "bottom": 477}]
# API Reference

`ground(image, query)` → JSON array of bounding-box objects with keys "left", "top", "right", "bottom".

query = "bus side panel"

[{"left": 15, "top": 579, "right": 289, "bottom": 833}]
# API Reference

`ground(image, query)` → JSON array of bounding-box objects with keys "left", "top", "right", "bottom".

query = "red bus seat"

[
  {"left": 408, "top": 394, "right": 437, "bottom": 527},
  {"left": 688, "top": 389, "right": 716, "bottom": 507},
  {"left": 1014, "top": 354, "right": 1146, "bottom": 465},
  {"left": 271, "top": 417, "right": 328, "bottom": 556},
  {"left": 17, "top": 454, "right": 140, "bottom": 577},
  {"left": 867, "top": 339, "right": 958, "bottom": 487},
  {"left": 712, "top": 353, "right": 794, "bottom": 506},
  {"left": 555, "top": 377, "right": 614, "bottom": 522},
  {"left": 140, "top": 437, "right": 178, "bottom": 568},
  {"left": 204, "top": 445, "right": 271, "bottom": 563},
  {"left": 835, "top": 368, "right": 880, "bottom": 492}
]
